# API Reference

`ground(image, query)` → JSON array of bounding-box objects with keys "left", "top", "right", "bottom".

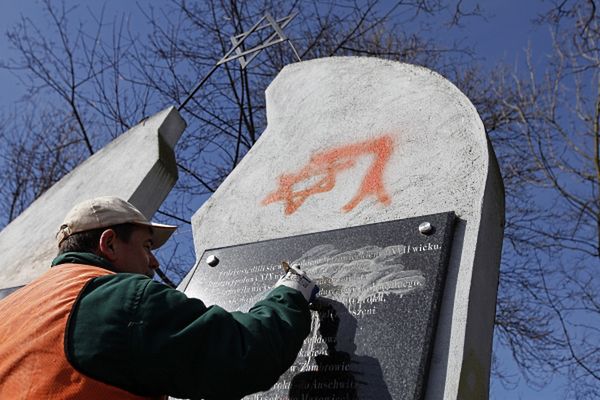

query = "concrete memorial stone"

[
  {"left": 183, "top": 56, "right": 504, "bottom": 399},
  {"left": 0, "top": 107, "right": 186, "bottom": 293}
]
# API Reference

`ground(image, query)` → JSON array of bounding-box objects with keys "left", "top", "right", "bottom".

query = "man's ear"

[{"left": 98, "top": 229, "right": 118, "bottom": 262}]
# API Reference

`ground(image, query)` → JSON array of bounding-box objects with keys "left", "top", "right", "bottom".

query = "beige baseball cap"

[{"left": 56, "top": 196, "right": 176, "bottom": 249}]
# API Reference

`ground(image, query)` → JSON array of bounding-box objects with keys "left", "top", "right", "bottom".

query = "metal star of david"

[
  {"left": 218, "top": 12, "right": 301, "bottom": 69},
  {"left": 179, "top": 12, "right": 301, "bottom": 111}
]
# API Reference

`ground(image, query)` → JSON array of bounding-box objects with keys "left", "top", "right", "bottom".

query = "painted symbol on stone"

[{"left": 262, "top": 135, "right": 394, "bottom": 214}]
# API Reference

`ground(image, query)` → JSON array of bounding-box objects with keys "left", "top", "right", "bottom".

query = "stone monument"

[
  {"left": 0, "top": 107, "right": 186, "bottom": 299},
  {"left": 182, "top": 57, "right": 504, "bottom": 399}
]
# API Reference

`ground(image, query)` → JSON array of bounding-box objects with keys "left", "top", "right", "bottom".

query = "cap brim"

[{"left": 138, "top": 222, "right": 177, "bottom": 249}]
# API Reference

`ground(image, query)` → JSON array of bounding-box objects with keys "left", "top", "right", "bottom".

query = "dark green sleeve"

[{"left": 66, "top": 274, "right": 311, "bottom": 399}]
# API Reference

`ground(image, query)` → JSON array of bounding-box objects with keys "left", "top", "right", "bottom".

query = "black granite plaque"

[
  {"left": 0, "top": 286, "right": 23, "bottom": 301},
  {"left": 187, "top": 212, "right": 455, "bottom": 400}
]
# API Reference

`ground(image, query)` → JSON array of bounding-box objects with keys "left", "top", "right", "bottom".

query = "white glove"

[{"left": 275, "top": 264, "right": 319, "bottom": 303}]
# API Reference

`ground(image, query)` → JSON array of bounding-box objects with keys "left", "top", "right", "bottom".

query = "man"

[{"left": 0, "top": 196, "right": 317, "bottom": 399}]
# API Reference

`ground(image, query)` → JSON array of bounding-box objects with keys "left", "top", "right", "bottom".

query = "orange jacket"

[{"left": 0, "top": 264, "right": 159, "bottom": 399}]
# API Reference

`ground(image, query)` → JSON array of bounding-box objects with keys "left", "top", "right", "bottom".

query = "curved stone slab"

[
  {"left": 0, "top": 107, "right": 186, "bottom": 289},
  {"left": 185, "top": 57, "right": 504, "bottom": 399}
]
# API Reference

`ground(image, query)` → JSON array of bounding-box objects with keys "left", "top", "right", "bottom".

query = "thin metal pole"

[
  {"left": 289, "top": 41, "right": 302, "bottom": 62},
  {"left": 178, "top": 64, "right": 220, "bottom": 112}
]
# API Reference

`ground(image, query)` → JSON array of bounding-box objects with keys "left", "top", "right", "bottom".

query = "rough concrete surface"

[
  {"left": 0, "top": 106, "right": 186, "bottom": 289},
  {"left": 184, "top": 57, "right": 504, "bottom": 400}
]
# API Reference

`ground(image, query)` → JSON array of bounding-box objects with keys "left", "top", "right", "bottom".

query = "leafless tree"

[
  {"left": 0, "top": 107, "right": 85, "bottom": 226},
  {"left": 489, "top": 1, "right": 600, "bottom": 397}
]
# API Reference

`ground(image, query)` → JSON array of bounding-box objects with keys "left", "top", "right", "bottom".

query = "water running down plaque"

[{"left": 189, "top": 212, "right": 455, "bottom": 399}]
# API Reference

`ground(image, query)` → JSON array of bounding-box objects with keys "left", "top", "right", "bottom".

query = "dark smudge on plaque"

[{"left": 192, "top": 212, "right": 455, "bottom": 400}]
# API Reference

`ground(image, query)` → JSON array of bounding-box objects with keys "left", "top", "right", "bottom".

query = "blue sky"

[
  {"left": 0, "top": 1, "right": 569, "bottom": 399},
  {"left": 0, "top": 0, "right": 553, "bottom": 109},
  {"left": 0, "top": 0, "right": 150, "bottom": 110}
]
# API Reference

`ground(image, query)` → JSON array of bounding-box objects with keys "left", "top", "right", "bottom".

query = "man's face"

[{"left": 111, "top": 226, "right": 160, "bottom": 278}]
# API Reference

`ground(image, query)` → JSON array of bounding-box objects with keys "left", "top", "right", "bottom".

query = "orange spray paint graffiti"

[{"left": 262, "top": 135, "right": 395, "bottom": 214}]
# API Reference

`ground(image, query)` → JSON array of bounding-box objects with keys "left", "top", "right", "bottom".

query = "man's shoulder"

[
  {"left": 86, "top": 271, "right": 153, "bottom": 286},
  {"left": 79, "top": 273, "right": 164, "bottom": 311},
  {"left": 67, "top": 272, "right": 179, "bottom": 394}
]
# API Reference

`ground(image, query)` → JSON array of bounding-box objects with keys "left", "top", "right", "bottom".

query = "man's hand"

[{"left": 275, "top": 263, "right": 319, "bottom": 303}]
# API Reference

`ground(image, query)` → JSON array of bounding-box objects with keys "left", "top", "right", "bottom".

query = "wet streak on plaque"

[{"left": 191, "top": 212, "right": 455, "bottom": 400}]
